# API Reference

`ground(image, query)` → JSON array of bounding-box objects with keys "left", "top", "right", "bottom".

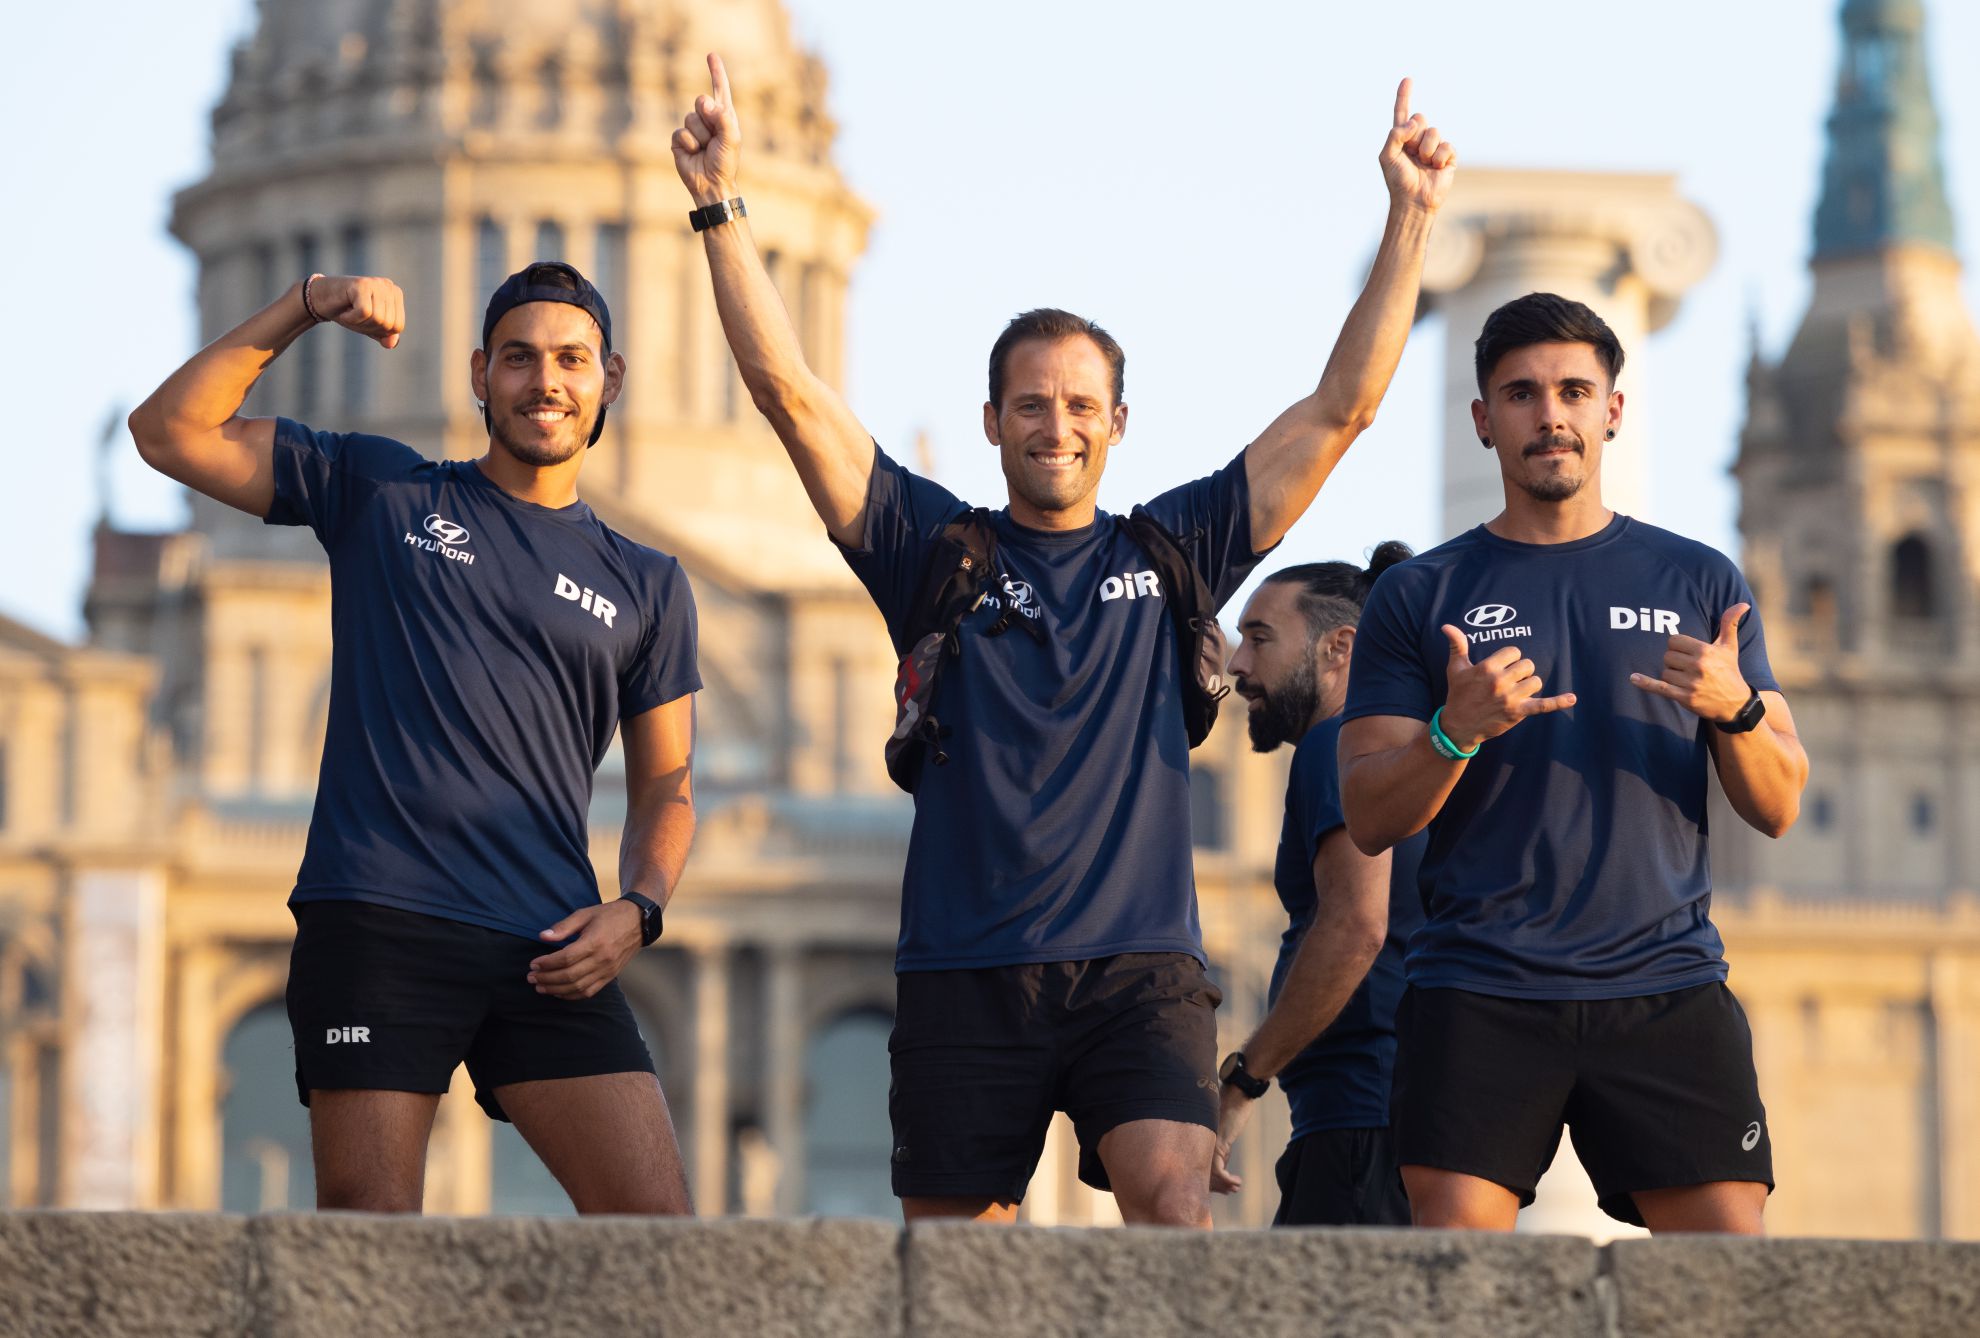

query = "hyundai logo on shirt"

[
  {"left": 425, "top": 514, "right": 470, "bottom": 546},
  {"left": 1464, "top": 603, "right": 1517, "bottom": 628}
]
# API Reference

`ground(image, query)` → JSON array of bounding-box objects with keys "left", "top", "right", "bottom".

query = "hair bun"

[{"left": 1364, "top": 540, "right": 1415, "bottom": 581}]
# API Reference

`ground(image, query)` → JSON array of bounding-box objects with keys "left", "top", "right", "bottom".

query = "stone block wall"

[{"left": 1, "top": 1213, "right": 1974, "bottom": 1338}]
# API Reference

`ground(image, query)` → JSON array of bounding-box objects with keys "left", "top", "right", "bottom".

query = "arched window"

[
  {"left": 221, "top": 1003, "right": 315, "bottom": 1212},
  {"left": 802, "top": 1009, "right": 893, "bottom": 1217},
  {"left": 1892, "top": 534, "right": 1934, "bottom": 619}
]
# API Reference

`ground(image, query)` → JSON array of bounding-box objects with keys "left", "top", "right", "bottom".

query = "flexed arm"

[
  {"left": 673, "top": 54, "right": 876, "bottom": 547},
  {"left": 127, "top": 277, "right": 405, "bottom": 516},
  {"left": 1244, "top": 80, "right": 1454, "bottom": 551}
]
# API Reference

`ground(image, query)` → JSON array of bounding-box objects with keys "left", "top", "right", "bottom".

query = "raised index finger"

[
  {"left": 1394, "top": 77, "right": 1412, "bottom": 128},
  {"left": 709, "top": 52, "right": 732, "bottom": 106}
]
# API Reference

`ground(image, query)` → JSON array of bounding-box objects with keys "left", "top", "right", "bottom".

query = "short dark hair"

[
  {"left": 1262, "top": 540, "right": 1415, "bottom": 642},
  {"left": 987, "top": 309, "right": 1125, "bottom": 410},
  {"left": 1473, "top": 292, "right": 1624, "bottom": 396}
]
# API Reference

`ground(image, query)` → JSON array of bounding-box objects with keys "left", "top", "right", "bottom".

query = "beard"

[
  {"left": 1244, "top": 644, "right": 1321, "bottom": 753},
  {"left": 491, "top": 404, "right": 592, "bottom": 467},
  {"left": 1516, "top": 431, "right": 1586, "bottom": 503}
]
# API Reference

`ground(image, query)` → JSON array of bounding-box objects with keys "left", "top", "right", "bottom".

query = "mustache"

[{"left": 1523, "top": 432, "right": 1583, "bottom": 458}]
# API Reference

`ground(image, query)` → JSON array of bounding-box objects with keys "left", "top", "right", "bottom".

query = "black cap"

[{"left": 482, "top": 261, "right": 613, "bottom": 353}]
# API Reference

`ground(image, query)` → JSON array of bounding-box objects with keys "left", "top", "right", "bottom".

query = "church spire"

[{"left": 1812, "top": 0, "right": 1957, "bottom": 261}]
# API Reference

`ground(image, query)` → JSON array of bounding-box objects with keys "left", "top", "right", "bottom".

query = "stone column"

[
  {"left": 1932, "top": 938, "right": 1980, "bottom": 1236},
  {"left": 763, "top": 944, "right": 804, "bottom": 1215},
  {"left": 169, "top": 945, "right": 225, "bottom": 1209},
  {"left": 691, "top": 943, "right": 731, "bottom": 1215},
  {"left": 1420, "top": 169, "right": 1718, "bottom": 538},
  {"left": 58, "top": 867, "right": 168, "bottom": 1208}
]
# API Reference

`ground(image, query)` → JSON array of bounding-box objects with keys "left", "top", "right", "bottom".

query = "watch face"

[{"left": 1218, "top": 1053, "right": 1242, "bottom": 1083}]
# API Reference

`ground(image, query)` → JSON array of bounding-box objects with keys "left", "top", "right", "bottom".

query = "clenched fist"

[{"left": 308, "top": 275, "right": 405, "bottom": 349}]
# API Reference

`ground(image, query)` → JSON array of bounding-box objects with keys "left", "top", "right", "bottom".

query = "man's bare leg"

[
  {"left": 1097, "top": 1119, "right": 1215, "bottom": 1228},
  {"left": 1634, "top": 1180, "right": 1766, "bottom": 1235},
  {"left": 495, "top": 1071, "right": 692, "bottom": 1215},
  {"left": 310, "top": 1090, "right": 442, "bottom": 1212},
  {"left": 1401, "top": 1165, "right": 1522, "bottom": 1229},
  {"left": 901, "top": 1197, "right": 1020, "bottom": 1224}
]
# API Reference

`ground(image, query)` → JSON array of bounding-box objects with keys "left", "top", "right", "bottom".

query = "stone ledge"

[
  {"left": 251, "top": 1214, "right": 903, "bottom": 1338},
  {"left": 1606, "top": 1236, "right": 1980, "bottom": 1338},
  {"left": 0, "top": 1212, "right": 1975, "bottom": 1337},
  {"left": 0, "top": 1212, "right": 251, "bottom": 1338},
  {"left": 906, "top": 1223, "right": 1606, "bottom": 1338}
]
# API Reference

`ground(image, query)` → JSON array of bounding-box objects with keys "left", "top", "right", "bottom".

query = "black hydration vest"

[{"left": 884, "top": 507, "right": 1231, "bottom": 793}]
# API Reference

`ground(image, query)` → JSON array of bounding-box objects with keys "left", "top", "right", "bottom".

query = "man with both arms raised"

[{"left": 672, "top": 53, "right": 1456, "bottom": 1225}]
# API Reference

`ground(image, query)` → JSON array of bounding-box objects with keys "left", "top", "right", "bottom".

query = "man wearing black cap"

[{"left": 128, "top": 263, "right": 701, "bottom": 1214}]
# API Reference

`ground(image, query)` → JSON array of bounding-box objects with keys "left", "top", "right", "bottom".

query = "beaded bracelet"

[{"left": 301, "top": 273, "right": 326, "bottom": 324}]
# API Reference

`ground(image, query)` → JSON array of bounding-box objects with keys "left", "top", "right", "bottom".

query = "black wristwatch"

[
  {"left": 619, "top": 891, "right": 665, "bottom": 946},
  {"left": 1219, "top": 1052, "right": 1270, "bottom": 1100},
  {"left": 688, "top": 196, "right": 747, "bottom": 232},
  {"left": 1715, "top": 689, "right": 1766, "bottom": 734}
]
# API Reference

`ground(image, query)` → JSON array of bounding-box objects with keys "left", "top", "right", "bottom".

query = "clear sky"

[{"left": 6, "top": 0, "right": 1978, "bottom": 639}]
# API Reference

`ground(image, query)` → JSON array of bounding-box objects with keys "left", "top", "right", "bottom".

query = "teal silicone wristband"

[{"left": 1429, "top": 707, "right": 1480, "bottom": 761}]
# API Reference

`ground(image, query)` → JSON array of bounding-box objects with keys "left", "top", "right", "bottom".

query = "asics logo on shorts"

[{"left": 1741, "top": 1120, "right": 1762, "bottom": 1151}]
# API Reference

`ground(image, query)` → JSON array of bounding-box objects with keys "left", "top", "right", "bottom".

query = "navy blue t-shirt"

[
  {"left": 265, "top": 418, "right": 701, "bottom": 940},
  {"left": 1269, "top": 714, "right": 1426, "bottom": 1137},
  {"left": 839, "top": 447, "right": 1266, "bottom": 970},
  {"left": 1343, "top": 515, "right": 1778, "bottom": 999}
]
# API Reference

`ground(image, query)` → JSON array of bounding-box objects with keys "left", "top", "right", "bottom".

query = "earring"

[
  {"left": 1479, "top": 437, "right": 1491, "bottom": 448},
  {"left": 1605, "top": 429, "right": 1615, "bottom": 440}
]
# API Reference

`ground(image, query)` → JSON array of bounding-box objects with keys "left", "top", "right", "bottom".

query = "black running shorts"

[
  {"left": 887, "top": 953, "right": 1222, "bottom": 1202},
  {"left": 1272, "top": 1127, "right": 1411, "bottom": 1227},
  {"left": 285, "top": 901, "right": 654, "bottom": 1121},
  {"left": 1391, "top": 982, "right": 1773, "bottom": 1226}
]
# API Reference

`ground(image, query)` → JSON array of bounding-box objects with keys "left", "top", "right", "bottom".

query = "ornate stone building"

[
  {"left": 1715, "top": 0, "right": 1980, "bottom": 1238},
  {"left": 2, "top": 0, "right": 1975, "bottom": 1239},
  {"left": 0, "top": 0, "right": 1297, "bottom": 1226}
]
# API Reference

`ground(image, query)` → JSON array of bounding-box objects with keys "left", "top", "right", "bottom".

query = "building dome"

[
  {"left": 209, "top": 0, "right": 834, "bottom": 177},
  {"left": 173, "top": 0, "right": 870, "bottom": 587}
]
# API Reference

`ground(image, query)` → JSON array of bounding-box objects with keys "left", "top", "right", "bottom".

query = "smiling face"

[
  {"left": 1470, "top": 340, "right": 1623, "bottom": 506},
  {"left": 470, "top": 301, "right": 625, "bottom": 468},
  {"left": 982, "top": 335, "right": 1127, "bottom": 529}
]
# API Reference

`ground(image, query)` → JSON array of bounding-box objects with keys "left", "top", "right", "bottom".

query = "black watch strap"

[
  {"left": 1219, "top": 1052, "right": 1270, "bottom": 1100},
  {"left": 1715, "top": 689, "right": 1766, "bottom": 734},
  {"left": 619, "top": 891, "right": 664, "bottom": 946},
  {"left": 688, "top": 197, "right": 747, "bottom": 233}
]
